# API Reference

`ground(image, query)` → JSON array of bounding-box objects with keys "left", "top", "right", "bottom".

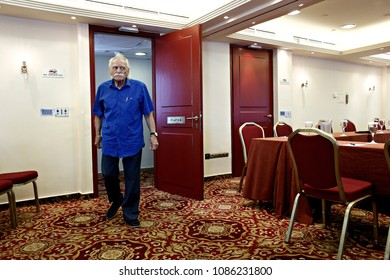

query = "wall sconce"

[
  {"left": 301, "top": 81, "right": 308, "bottom": 88},
  {"left": 21, "top": 61, "right": 28, "bottom": 79},
  {"left": 369, "top": 85, "right": 375, "bottom": 92}
]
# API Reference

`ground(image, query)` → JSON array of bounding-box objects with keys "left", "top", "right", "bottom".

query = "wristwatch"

[{"left": 150, "top": 132, "right": 158, "bottom": 137}]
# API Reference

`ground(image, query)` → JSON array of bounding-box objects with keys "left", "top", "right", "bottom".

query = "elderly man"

[{"left": 93, "top": 52, "right": 158, "bottom": 228}]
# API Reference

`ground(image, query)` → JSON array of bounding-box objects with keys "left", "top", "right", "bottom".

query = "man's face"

[{"left": 110, "top": 59, "right": 129, "bottom": 82}]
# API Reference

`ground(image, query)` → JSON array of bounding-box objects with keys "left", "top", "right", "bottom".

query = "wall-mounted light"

[
  {"left": 301, "top": 81, "right": 308, "bottom": 88},
  {"left": 21, "top": 61, "right": 28, "bottom": 79},
  {"left": 369, "top": 85, "right": 376, "bottom": 92}
]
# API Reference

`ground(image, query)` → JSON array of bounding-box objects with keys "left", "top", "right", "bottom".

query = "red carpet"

[{"left": 0, "top": 173, "right": 388, "bottom": 260}]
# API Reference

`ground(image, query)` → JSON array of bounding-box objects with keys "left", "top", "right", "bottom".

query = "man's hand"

[
  {"left": 150, "top": 136, "right": 159, "bottom": 150},
  {"left": 95, "top": 135, "right": 102, "bottom": 149}
]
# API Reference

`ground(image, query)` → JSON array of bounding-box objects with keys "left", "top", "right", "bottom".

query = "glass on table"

[
  {"left": 368, "top": 121, "right": 379, "bottom": 143},
  {"left": 378, "top": 119, "right": 385, "bottom": 132},
  {"left": 304, "top": 121, "right": 313, "bottom": 134},
  {"left": 304, "top": 121, "right": 313, "bottom": 128},
  {"left": 340, "top": 119, "right": 348, "bottom": 136}
]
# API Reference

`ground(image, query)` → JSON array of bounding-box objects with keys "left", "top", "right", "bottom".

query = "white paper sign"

[{"left": 42, "top": 68, "right": 64, "bottom": 78}]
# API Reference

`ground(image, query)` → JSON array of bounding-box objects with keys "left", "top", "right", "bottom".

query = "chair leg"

[
  {"left": 337, "top": 202, "right": 353, "bottom": 260},
  {"left": 371, "top": 198, "right": 379, "bottom": 244},
  {"left": 32, "top": 180, "right": 40, "bottom": 212},
  {"left": 238, "top": 164, "right": 247, "bottom": 192},
  {"left": 285, "top": 193, "right": 301, "bottom": 243},
  {"left": 7, "top": 189, "right": 18, "bottom": 228},
  {"left": 385, "top": 226, "right": 390, "bottom": 260},
  {"left": 321, "top": 199, "right": 327, "bottom": 228},
  {"left": 337, "top": 196, "right": 372, "bottom": 260}
]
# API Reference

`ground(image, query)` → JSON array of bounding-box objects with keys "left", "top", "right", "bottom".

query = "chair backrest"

[
  {"left": 345, "top": 120, "right": 356, "bottom": 132},
  {"left": 239, "top": 122, "right": 265, "bottom": 163},
  {"left": 287, "top": 128, "right": 345, "bottom": 200},
  {"left": 274, "top": 121, "right": 293, "bottom": 137}
]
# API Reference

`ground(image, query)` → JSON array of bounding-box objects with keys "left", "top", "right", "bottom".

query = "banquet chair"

[
  {"left": 344, "top": 119, "right": 356, "bottom": 132},
  {"left": 383, "top": 139, "right": 390, "bottom": 259},
  {"left": 274, "top": 121, "right": 293, "bottom": 137},
  {"left": 238, "top": 122, "right": 265, "bottom": 192},
  {"left": 0, "top": 180, "right": 17, "bottom": 227},
  {"left": 285, "top": 128, "right": 379, "bottom": 259},
  {"left": 0, "top": 171, "right": 40, "bottom": 212}
]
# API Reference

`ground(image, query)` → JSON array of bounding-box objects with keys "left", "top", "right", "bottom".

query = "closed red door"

[
  {"left": 154, "top": 25, "right": 204, "bottom": 200},
  {"left": 231, "top": 46, "right": 274, "bottom": 177}
]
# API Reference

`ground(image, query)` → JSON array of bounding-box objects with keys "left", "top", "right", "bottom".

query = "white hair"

[{"left": 108, "top": 52, "right": 130, "bottom": 70}]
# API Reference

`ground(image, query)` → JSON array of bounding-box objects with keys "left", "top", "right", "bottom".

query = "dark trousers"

[{"left": 101, "top": 150, "right": 142, "bottom": 221}]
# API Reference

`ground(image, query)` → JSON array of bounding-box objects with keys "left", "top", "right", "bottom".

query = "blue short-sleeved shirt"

[{"left": 92, "top": 78, "right": 155, "bottom": 158}]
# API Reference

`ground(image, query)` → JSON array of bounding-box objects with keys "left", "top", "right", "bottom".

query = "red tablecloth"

[
  {"left": 333, "top": 131, "right": 390, "bottom": 143},
  {"left": 333, "top": 132, "right": 370, "bottom": 142},
  {"left": 373, "top": 131, "right": 390, "bottom": 143},
  {"left": 243, "top": 137, "right": 390, "bottom": 224}
]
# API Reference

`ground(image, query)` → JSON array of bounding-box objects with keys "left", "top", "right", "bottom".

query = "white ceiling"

[{"left": 0, "top": 0, "right": 389, "bottom": 65}]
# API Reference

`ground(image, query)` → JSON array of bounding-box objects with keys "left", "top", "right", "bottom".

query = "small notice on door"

[{"left": 167, "top": 116, "right": 185, "bottom": 124}]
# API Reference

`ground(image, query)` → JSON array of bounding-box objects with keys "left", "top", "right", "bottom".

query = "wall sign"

[{"left": 42, "top": 68, "right": 64, "bottom": 78}]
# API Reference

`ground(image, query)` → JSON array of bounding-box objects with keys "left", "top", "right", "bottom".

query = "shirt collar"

[{"left": 109, "top": 78, "right": 131, "bottom": 89}]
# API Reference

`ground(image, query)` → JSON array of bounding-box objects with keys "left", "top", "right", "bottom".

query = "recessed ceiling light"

[
  {"left": 341, "top": 24, "right": 356, "bottom": 29},
  {"left": 288, "top": 10, "right": 300, "bottom": 16},
  {"left": 224, "top": 16, "right": 229, "bottom": 19},
  {"left": 70, "top": 16, "right": 77, "bottom": 20},
  {"left": 135, "top": 52, "right": 146, "bottom": 56}
]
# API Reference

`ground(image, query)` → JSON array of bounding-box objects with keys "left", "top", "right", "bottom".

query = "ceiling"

[{"left": 0, "top": 0, "right": 389, "bottom": 66}]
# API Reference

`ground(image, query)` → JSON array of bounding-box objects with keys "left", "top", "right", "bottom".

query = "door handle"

[
  {"left": 186, "top": 116, "right": 199, "bottom": 121},
  {"left": 266, "top": 114, "right": 273, "bottom": 119}
]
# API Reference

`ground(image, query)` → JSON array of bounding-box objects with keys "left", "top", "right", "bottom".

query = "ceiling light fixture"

[
  {"left": 248, "top": 43, "right": 262, "bottom": 49},
  {"left": 341, "top": 24, "right": 356, "bottom": 29},
  {"left": 135, "top": 52, "right": 146, "bottom": 56},
  {"left": 224, "top": 15, "right": 229, "bottom": 19},
  {"left": 288, "top": 9, "right": 300, "bottom": 16},
  {"left": 119, "top": 26, "right": 139, "bottom": 33}
]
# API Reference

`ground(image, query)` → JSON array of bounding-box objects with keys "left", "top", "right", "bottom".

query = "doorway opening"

[{"left": 89, "top": 26, "right": 154, "bottom": 197}]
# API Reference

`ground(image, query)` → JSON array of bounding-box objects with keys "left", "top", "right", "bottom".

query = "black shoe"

[
  {"left": 125, "top": 219, "right": 140, "bottom": 228},
  {"left": 106, "top": 201, "right": 122, "bottom": 220}
]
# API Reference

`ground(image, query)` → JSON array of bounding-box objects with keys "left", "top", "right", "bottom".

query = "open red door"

[{"left": 154, "top": 25, "right": 204, "bottom": 200}]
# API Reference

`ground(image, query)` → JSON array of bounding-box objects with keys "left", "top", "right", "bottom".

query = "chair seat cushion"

[
  {"left": 0, "top": 179, "right": 13, "bottom": 192},
  {"left": 304, "top": 177, "right": 373, "bottom": 202},
  {"left": 0, "top": 171, "right": 38, "bottom": 184}
]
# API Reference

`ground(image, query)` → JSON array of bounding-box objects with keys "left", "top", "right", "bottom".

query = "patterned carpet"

[{"left": 0, "top": 171, "right": 389, "bottom": 260}]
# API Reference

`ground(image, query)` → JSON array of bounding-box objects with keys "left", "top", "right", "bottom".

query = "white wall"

[
  {"left": 202, "top": 42, "right": 232, "bottom": 176},
  {"left": 0, "top": 15, "right": 93, "bottom": 203},
  {"left": 288, "top": 54, "right": 387, "bottom": 131}
]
